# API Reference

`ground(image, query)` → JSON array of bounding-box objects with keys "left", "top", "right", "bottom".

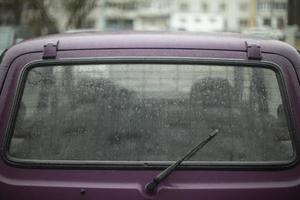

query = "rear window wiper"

[{"left": 145, "top": 129, "right": 219, "bottom": 194}]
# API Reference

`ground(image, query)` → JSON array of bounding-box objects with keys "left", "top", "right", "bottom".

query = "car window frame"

[{"left": 2, "top": 57, "right": 299, "bottom": 170}]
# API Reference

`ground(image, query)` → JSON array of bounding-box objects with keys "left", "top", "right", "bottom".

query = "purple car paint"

[{"left": 0, "top": 32, "right": 300, "bottom": 199}]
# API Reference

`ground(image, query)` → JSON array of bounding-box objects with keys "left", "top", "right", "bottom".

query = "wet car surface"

[{"left": 0, "top": 32, "right": 300, "bottom": 199}]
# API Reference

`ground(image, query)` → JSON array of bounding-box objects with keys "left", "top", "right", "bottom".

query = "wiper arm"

[{"left": 145, "top": 129, "right": 219, "bottom": 194}]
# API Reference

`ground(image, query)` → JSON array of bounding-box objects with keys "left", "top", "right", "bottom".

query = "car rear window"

[{"left": 8, "top": 63, "right": 294, "bottom": 165}]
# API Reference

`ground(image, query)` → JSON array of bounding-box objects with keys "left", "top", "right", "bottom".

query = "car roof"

[{"left": 2, "top": 31, "right": 300, "bottom": 68}]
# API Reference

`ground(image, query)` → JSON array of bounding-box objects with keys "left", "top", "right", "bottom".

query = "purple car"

[{"left": 0, "top": 32, "right": 300, "bottom": 199}]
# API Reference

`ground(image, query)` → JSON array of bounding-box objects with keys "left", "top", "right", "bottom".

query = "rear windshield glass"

[{"left": 9, "top": 64, "right": 294, "bottom": 164}]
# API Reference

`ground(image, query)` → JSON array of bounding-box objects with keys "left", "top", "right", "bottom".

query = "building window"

[
  {"left": 202, "top": 3, "right": 208, "bottom": 12},
  {"left": 263, "top": 18, "right": 271, "bottom": 26},
  {"left": 210, "top": 17, "right": 216, "bottom": 23},
  {"left": 224, "top": 19, "right": 228, "bottom": 31},
  {"left": 272, "top": 2, "right": 287, "bottom": 10},
  {"left": 259, "top": 1, "right": 271, "bottom": 11},
  {"left": 105, "top": 19, "right": 134, "bottom": 31},
  {"left": 195, "top": 17, "right": 201, "bottom": 23},
  {"left": 239, "top": 18, "right": 248, "bottom": 27},
  {"left": 277, "top": 17, "right": 284, "bottom": 29},
  {"left": 123, "top": 2, "right": 136, "bottom": 10},
  {"left": 219, "top": 3, "right": 226, "bottom": 12},
  {"left": 240, "top": 2, "right": 248, "bottom": 11},
  {"left": 180, "top": 17, "right": 186, "bottom": 23},
  {"left": 180, "top": 3, "right": 189, "bottom": 12}
]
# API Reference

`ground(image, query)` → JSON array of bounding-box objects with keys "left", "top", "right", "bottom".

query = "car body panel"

[{"left": 0, "top": 32, "right": 300, "bottom": 199}]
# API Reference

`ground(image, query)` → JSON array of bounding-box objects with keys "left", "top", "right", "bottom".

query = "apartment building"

[
  {"left": 67, "top": 0, "right": 288, "bottom": 33},
  {"left": 170, "top": 0, "right": 250, "bottom": 32},
  {"left": 256, "top": 0, "right": 288, "bottom": 29}
]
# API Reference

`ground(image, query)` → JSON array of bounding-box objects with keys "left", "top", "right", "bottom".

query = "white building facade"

[
  {"left": 256, "top": 0, "right": 288, "bottom": 29},
  {"left": 170, "top": 0, "right": 250, "bottom": 32},
  {"left": 49, "top": 0, "right": 288, "bottom": 33},
  {"left": 170, "top": 13, "right": 224, "bottom": 32}
]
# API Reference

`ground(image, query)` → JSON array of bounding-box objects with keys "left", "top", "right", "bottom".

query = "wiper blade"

[{"left": 145, "top": 129, "right": 219, "bottom": 194}]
